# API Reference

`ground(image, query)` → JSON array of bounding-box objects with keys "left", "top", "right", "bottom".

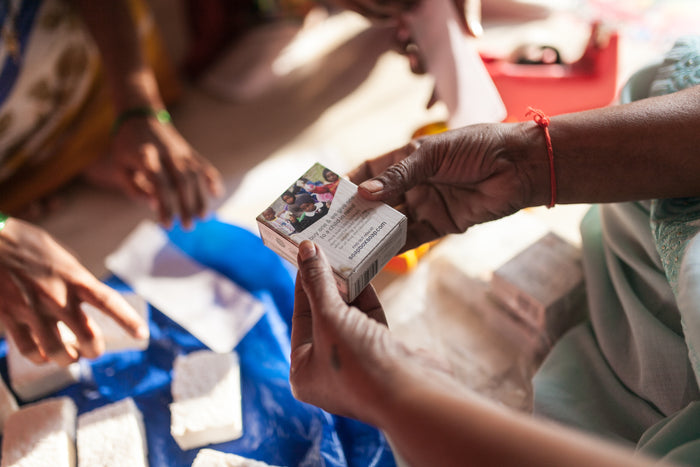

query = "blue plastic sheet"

[{"left": 0, "top": 217, "right": 396, "bottom": 467}]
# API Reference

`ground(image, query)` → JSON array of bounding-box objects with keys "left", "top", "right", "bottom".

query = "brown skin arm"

[
  {"left": 73, "top": 0, "right": 223, "bottom": 228},
  {"left": 347, "top": 85, "right": 700, "bottom": 249},
  {"left": 291, "top": 240, "right": 664, "bottom": 467},
  {"left": 0, "top": 218, "right": 148, "bottom": 365}
]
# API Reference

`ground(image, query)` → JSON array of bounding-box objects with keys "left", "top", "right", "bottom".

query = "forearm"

[
  {"left": 378, "top": 378, "right": 659, "bottom": 467},
  {"left": 74, "top": 0, "right": 164, "bottom": 111},
  {"left": 516, "top": 85, "right": 700, "bottom": 206}
]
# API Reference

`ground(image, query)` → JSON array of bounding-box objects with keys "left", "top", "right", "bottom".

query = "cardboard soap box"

[{"left": 257, "top": 163, "right": 407, "bottom": 302}]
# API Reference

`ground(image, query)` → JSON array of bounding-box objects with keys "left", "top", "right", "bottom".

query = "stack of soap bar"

[
  {"left": 77, "top": 397, "right": 148, "bottom": 467},
  {"left": 79, "top": 292, "right": 150, "bottom": 352},
  {"left": 192, "top": 448, "right": 279, "bottom": 467},
  {"left": 6, "top": 337, "right": 81, "bottom": 402},
  {"left": 0, "top": 375, "right": 18, "bottom": 434},
  {"left": 490, "top": 232, "right": 587, "bottom": 346},
  {"left": 1, "top": 397, "right": 77, "bottom": 467},
  {"left": 170, "top": 350, "right": 242, "bottom": 450}
]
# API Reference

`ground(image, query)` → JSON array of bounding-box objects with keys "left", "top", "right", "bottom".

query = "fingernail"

[
  {"left": 299, "top": 240, "right": 316, "bottom": 261},
  {"left": 136, "top": 324, "right": 150, "bottom": 339},
  {"left": 360, "top": 179, "right": 384, "bottom": 194}
]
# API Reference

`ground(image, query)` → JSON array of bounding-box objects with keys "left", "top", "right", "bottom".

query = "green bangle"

[
  {"left": 0, "top": 212, "right": 9, "bottom": 232},
  {"left": 111, "top": 107, "right": 172, "bottom": 136}
]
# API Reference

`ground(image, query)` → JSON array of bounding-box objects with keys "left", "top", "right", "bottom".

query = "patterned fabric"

[
  {"left": 650, "top": 197, "right": 700, "bottom": 295},
  {"left": 649, "top": 36, "right": 700, "bottom": 98},
  {"left": 533, "top": 36, "right": 700, "bottom": 465},
  {"left": 0, "top": 0, "right": 100, "bottom": 182}
]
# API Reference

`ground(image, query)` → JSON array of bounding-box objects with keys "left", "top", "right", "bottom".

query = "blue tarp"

[{"left": 0, "top": 217, "right": 396, "bottom": 467}]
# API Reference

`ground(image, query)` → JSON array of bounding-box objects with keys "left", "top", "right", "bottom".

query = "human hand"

[
  {"left": 395, "top": 0, "right": 482, "bottom": 106},
  {"left": 290, "top": 240, "right": 455, "bottom": 426},
  {"left": 348, "top": 123, "right": 540, "bottom": 251},
  {"left": 0, "top": 218, "right": 149, "bottom": 366},
  {"left": 325, "top": 0, "right": 421, "bottom": 22},
  {"left": 110, "top": 117, "right": 224, "bottom": 229}
]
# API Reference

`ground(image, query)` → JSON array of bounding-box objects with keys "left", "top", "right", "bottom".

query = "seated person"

[
  {"left": 293, "top": 193, "right": 329, "bottom": 232},
  {"left": 281, "top": 191, "right": 305, "bottom": 220},
  {"left": 262, "top": 206, "right": 297, "bottom": 235},
  {"left": 288, "top": 36, "right": 700, "bottom": 466},
  {"left": 0, "top": 0, "right": 223, "bottom": 228},
  {"left": 0, "top": 0, "right": 221, "bottom": 365}
]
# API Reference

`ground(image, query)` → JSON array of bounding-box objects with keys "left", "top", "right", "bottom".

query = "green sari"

[{"left": 533, "top": 36, "right": 700, "bottom": 465}]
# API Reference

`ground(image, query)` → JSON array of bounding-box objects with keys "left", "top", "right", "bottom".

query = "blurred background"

[{"left": 37, "top": 0, "right": 700, "bottom": 411}]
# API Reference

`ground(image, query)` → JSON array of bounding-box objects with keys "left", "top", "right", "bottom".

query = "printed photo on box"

[{"left": 261, "top": 165, "right": 340, "bottom": 236}]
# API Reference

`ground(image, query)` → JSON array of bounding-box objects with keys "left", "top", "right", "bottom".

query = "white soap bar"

[
  {"left": 106, "top": 221, "right": 265, "bottom": 353},
  {"left": 490, "top": 232, "right": 586, "bottom": 339},
  {"left": 192, "top": 448, "right": 279, "bottom": 467},
  {"left": 1, "top": 396, "right": 77, "bottom": 467},
  {"left": 0, "top": 374, "right": 18, "bottom": 434},
  {"left": 6, "top": 337, "right": 81, "bottom": 402},
  {"left": 80, "top": 292, "right": 150, "bottom": 352},
  {"left": 77, "top": 397, "right": 148, "bottom": 467},
  {"left": 170, "top": 350, "right": 242, "bottom": 450}
]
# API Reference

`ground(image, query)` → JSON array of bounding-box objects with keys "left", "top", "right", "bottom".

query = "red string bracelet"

[{"left": 526, "top": 107, "right": 556, "bottom": 208}]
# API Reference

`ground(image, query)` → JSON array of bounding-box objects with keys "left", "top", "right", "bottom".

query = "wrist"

[
  {"left": 111, "top": 106, "right": 172, "bottom": 137},
  {"left": 370, "top": 351, "right": 469, "bottom": 431},
  {"left": 0, "top": 213, "right": 9, "bottom": 234},
  {"left": 510, "top": 120, "right": 555, "bottom": 209},
  {"left": 112, "top": 70, "right": 165, "bottom": 113}
]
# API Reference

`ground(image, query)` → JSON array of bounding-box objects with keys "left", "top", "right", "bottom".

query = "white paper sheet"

[
  {"left": 407, "top": 0, "right": 506, "bottom": 127},
  {"left": 105, "top": 221, "right": 265, "bottom": 353}
]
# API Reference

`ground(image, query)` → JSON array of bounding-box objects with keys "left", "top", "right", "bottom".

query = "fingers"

[
  {"left": 457, "top": 0, "right": 483, "bottom": 37},
  {"left": 292, "top": 243, "right": 388, "bottom": 350},
  {"left": 112, "top": 121, "right": 223, "bottom": 229},
  {"left": 5, "top": 274, "right": 107, "bottom": 364},
  {"left": 464, "top": 0, "right": 483, "bottom": 37},
  {"left": 347, "top": 140, "right": 419, "bottom": 187},
  {"left": 297, "top": 241, "right": 347, "bottom": 316},
  {"left": 404, "top": 219, "right": 442, "bottom": 251},
  {"left": 356, "top": 140, "right": 431, "bottom": 203},
  {"left": 160, "top": 150, "right": 220, "bottom": 229},
  {"left": 31, "top": 317, "right": 80, "bottom": 366},
  {"left": 79, "top": 282, "right": 149, "bottom": 342},
  {"left": 202, "top": 162, "right": 225, "bottom": 200},
  {"left": 4, "top": 271, "right": 80, "bottom": 365},
  {"left": 393, "top": 18, "right": 427, "bottom": 75},
  {"left": 137, "top": 159, "right": 221, "bottom": 229},
  {"left": 2, "top": 321, "right": 46, "bottom": 364},
  {"left": 141, "top": 145, "right": 177, "bottom": 227},
  {"left": 350, "top": 284, "right": 388, "bottom": 326},
  {"left": 61, "top": 293, "right": 103, "bottom": 359},
  {"left": 291, "top": 271, "right": 313, "bottom": 353}
]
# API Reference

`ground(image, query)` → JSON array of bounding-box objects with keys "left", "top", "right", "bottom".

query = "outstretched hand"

[
  {"left": 110, "top": 117, "right": 223, "bottom": 229},
  {"left": 348, "top": 124, "right": 535, "bottom": 251},
  {"left": 0, "top": 218, "right": 149, "bottom": 366}
]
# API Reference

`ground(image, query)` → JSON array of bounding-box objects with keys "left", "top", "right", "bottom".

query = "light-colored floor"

[{"left": 36, "top": 1, "right": 700, "bottom": 411}]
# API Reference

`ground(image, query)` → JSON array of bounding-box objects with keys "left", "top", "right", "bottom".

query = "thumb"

[
  {"left": 357, "top": 140, "right": 432, "bottom": 202},
  {"left": 297, "top": 241, "right": 346, "bottom": 317}
]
